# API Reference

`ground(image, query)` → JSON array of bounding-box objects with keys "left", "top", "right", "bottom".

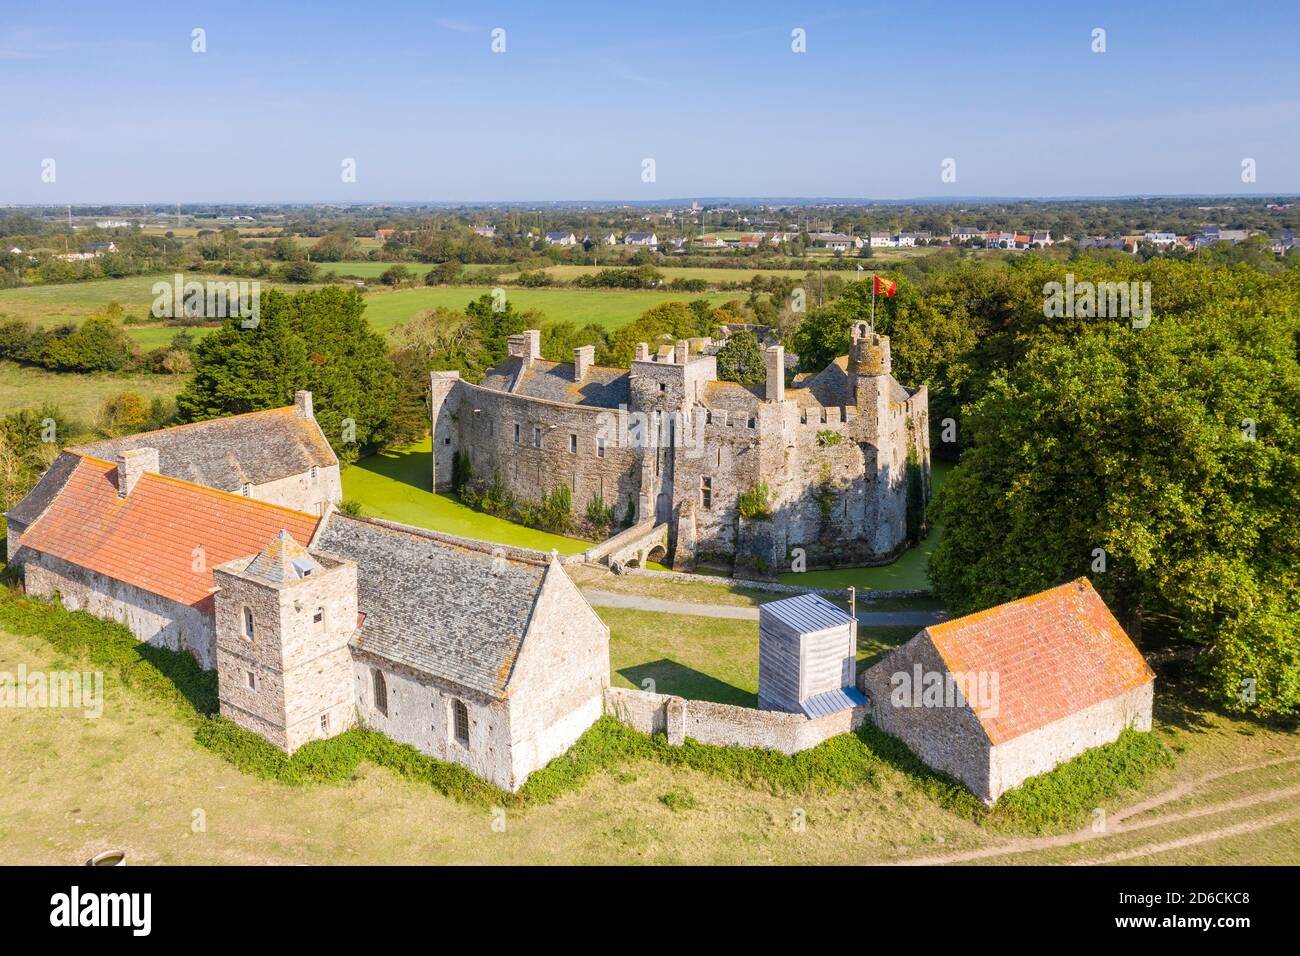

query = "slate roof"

[
  {"left": 71, "top": 405, "right": 336, "bottom": 494},
  {"left": 311, "top": 514, "right": 548, "bottom": 698},
  {"left": 702, "top": 380, "right": 762, "bottom": 414},
  {"left": 511, "top": 361, "right": 631, "bottom": 407},
  {"left": 242, "top": 529, "right": 322, "bottom": 585},
  {"left": 761, "top": 592, "right": 854, "bottom": 634},
  {"left": 6, "top": 451, "right": 81, "bottom": 526},
  {"left": 17, "top": 454, "right": 320, "bottom": 609},
  {"left": 922, "top": 578, "right": 1154, "bottom": 745},
  {"left": 796, "top": 356, "right": 913, "bottom": 407}
]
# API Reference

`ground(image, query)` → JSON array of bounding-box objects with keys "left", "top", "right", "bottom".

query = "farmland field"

[
  {"left": 360, "top": 286, "right": 738, "bottom": 333},
  {"left": 0, "top": 360, "right": 186, "bottom": 420}
]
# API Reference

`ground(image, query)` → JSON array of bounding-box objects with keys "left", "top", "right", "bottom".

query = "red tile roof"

[
  {"left": 18, "top": 454, "right": 320, "bottom": 610},
  {"left": 924, "top": 578, "right": 1154, "bottom": 745}
]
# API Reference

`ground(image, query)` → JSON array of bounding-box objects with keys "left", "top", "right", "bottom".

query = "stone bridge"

[{"left": 584, "top": 520, "right": 669, "bottom": 570}]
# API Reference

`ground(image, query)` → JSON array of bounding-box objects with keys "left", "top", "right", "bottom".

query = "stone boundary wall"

[
  {"left": 616, "top": 566, "right": 932, "bottom": 602},
  {"left": 604, "top": 686, "right": 865, "bottom": 756}
]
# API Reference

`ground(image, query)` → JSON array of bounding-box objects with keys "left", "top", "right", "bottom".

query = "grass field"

[
  {"left": 360, "top": 286, "right": 738, "bottom": 334},
  {"left": 341, "top": 438, "right": 589, "bottom": 554},
  {"left": 0, "top": 360, "right": 186, "bottom": 420},
  {"left": 3, "top": 615, "right": 1296, "bottom": 864}
]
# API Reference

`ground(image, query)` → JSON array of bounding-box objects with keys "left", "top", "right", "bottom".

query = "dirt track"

[{"left": 896, "top": 755, "right": 1300, "bottom": 866}]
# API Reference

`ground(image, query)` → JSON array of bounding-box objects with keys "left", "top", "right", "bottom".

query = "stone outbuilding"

[{"left": 859, "top": 578, "right": 1155, "bottom": 803}]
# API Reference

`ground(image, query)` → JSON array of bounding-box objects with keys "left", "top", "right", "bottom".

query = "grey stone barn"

[
  {"left": 859, "top": 578, "right": 1155, "bottom": 803},
  {"left": 314, "top": 515, "right": 611, "bottom": 790}
]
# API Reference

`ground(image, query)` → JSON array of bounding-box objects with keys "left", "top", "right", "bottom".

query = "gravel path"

[{"left": 581, "top": 589, "right": 947, "bottom": 627}]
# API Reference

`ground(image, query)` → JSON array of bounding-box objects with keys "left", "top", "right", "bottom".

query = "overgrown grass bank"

[{"left": 0, "top": 587, "right": 1173, "bottom": 831}]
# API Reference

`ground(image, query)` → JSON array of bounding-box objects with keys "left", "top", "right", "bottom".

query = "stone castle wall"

[
  {"left": 435, "top": 333, "right": 930, "bottom": 573},
  {"left": 443, "top": 379, "right": 645, "bottom": 524}
]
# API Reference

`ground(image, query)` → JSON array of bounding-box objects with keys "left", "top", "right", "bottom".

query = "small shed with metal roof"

[{"left": 758, "top": 593, "right": 862, "bottom": 717}]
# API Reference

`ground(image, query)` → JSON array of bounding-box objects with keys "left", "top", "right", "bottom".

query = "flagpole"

[{"left": 870, "top": 272, "right": 876, "bottom": 336}]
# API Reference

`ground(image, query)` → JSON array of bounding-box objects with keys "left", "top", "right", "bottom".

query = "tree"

[
  {"left": 929, "top": 309, "right": 1300, "bottom": 716},
  {"left": 176, "top": 287, "right": 395, "bottom": 464},
  {"left": 715, "top": 330, "right": 766, "bottom": 385},
  {"left": 39, "top": 315, "right": 135, "bottom": 372}
]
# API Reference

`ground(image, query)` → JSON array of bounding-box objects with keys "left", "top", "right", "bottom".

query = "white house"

[
  {"left": 624, "top": 232, "right": 658, "bottom": 247},
  {"left": 544, "top": 231, "right": 577, "bottom": 246}
]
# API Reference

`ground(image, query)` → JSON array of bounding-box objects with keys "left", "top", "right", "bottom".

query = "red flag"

[{"left": 873, "top": 275, "right": 897, "bottom": 297}]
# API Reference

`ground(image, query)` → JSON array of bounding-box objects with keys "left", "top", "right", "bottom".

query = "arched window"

[
  {"left": 372, "top": 669, "right": 388, "bottom": 718},
  {"left": 452, "top": 699, "right": 469, "bottom": 746}
]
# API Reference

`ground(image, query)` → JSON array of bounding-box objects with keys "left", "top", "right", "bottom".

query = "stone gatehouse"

[{"left": 431, "top": 322, "right": 931, "bottom": 574}]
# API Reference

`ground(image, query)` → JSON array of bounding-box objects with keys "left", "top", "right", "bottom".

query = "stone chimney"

[
  {"left": 765, "top": 345, "right": 785, "bottom": 403},
  {"left": 116, "top": 448, "right": 159, "bottom": 498},
  {"left": 507, "top": 329, "right": 542, "bottom": 369},
  {"left": 293, "top": 389, "right": 314, "bottom": 420},
  {"left": 674, "top": 340, "right": 689, "bottom": 365},
  {"left": 634, "top": 342, "right": 650, "bottom": 362},
  {"left": 573, "top": 345, "right": 594, "bottom": 382}
]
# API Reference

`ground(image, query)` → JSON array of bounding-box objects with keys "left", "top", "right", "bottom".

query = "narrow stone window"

[
  {"left": 312, "top": 607, "right": 324, "bottom": 629},
  {"left": 659, "top": 382, "right": 666, "bottom": 392},
  {"left": 452, "top": 699, "right": 469, "bottom": 746},
  {"left": 244, "top": 669, "right": 256, "bottom": 690},
  {"left": 513, "top": 423, "right": 520, "bottom": 444},
  {"left": 701, "top": 476, "right": 712, "bottom": 510},
  {"left": 309, "top": 465, "right": 318, "bottom": 481},
  {"left": 597, "top": 437, "right": 606, "bottom": 459},
  {"left": 533, "top": 426, "right": 542, "bottom": 448},
  {"left": 242, "top": 607, "right": 254, "bottom": 641},
  {"left": 320, "top": 713, "right": 329, "bottom": 733},
  {"left": 240, "top": 483, "right": 251, "bottom": 497},
  {"left": 372, "top": 668, "right": 388, "bottom": 718},
  {"left": 569, "top": 433, "right": 578, "bottom": 453}
]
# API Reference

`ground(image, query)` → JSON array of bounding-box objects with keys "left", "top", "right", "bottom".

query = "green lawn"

[
  {"left": 360, "top": 286, "right": 738, "bottom": 334},
  {"left": 603, "top": 606, "right": 917, "bottom": 706},
  {"left": 341, "top": 438, "right": 589, "bottom": 554},
  {"left": 0, "top": 360, "right": 186, "bottom": 420},
  {"left": 775, "top": 461, "right": 951, "bottom": 592}
]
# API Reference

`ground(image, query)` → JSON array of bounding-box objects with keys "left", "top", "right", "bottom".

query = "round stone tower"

[{"left": 848, "top": 320, "right": 891, "bottom": 377}]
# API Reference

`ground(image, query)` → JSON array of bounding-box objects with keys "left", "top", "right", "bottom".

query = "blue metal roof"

[
  {"left": 760, "top": 592, "right": 854, "bottom": 634},
  {"left": 800, "top": 687, "right": 866, "bottom": 718}
]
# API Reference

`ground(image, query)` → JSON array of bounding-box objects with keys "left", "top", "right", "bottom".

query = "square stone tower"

[{"left": 213, "top": 530, "right": 358, "bottom": 751}]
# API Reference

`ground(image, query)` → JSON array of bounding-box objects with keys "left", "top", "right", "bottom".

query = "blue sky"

[{"left": 3, "top": 0, "right": 1298, "bottom": 202}]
